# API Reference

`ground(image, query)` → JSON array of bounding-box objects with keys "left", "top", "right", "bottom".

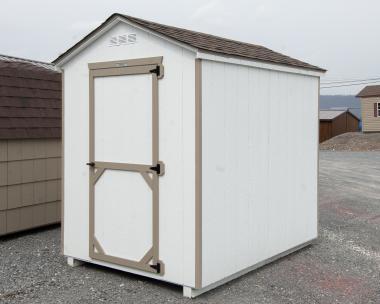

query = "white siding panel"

[
  {"left": 63, "top": 21, "right": 195, "bottom": 286},
  {"left": 202, "top": 60, "right": 319, "bottom": 286}
]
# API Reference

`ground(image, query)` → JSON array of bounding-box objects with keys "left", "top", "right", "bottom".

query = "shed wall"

[
  {"left": 360, "top": 97, "right": 380, "bottom": 132},
  {"left": 346, "top": 113, "right": 359, "bottom": 132},
  {"left": 0, "top": 138, "right": 61, "bottom": 236},
  {"left": 331, "top": 113, "right": 347, "bottom": 137},
  {"left": 319, "top": 113, "right": 360, "bottom": 143},
  {"left": 319, "top": 121, "right": 332, "bottom": 142},
  {"left": 201, "top": 60, "right": 319, "bottom": 287},
  {"left": 62, "top": 21, "right": 196, "bottom": 286}
]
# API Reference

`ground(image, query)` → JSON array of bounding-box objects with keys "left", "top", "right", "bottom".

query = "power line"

[
  {"left": 320, "top": 80, "right": 380, "bottom": 89},
  {"left": 321, "top": 77, "right": 380, "bottom": 85}
]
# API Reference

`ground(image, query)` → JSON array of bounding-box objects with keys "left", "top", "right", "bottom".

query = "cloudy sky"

[{"left": 0, "top": 0, "right": 379, "bottom": 94}]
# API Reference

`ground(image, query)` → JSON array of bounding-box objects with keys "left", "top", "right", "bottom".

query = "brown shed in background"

[
  {"left": 0, "top": 54, "right": 61, "bottom": 236},
  {"left": 319, "top": 109, "right": 360, "bottom": 143}
]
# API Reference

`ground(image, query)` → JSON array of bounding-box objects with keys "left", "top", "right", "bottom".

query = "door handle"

[{"left": 86, "top": 162, "right": 95, "bottom": 167}]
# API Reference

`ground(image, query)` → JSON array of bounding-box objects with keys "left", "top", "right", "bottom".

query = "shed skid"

[
  {"left": 57, "top": 13, "right": 323, "bottom": 297},
  {"left": 67, "top": 256, "right": 84, "bottom": 267}
]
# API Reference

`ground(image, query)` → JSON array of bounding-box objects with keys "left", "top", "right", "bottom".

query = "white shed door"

[{"left": 88, "top": 60, "right": 164, "bottom": 275}]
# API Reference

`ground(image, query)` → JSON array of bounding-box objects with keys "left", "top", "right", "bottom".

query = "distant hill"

[{"left": 320, "top": 95, "right": 361, "bottom": 119}]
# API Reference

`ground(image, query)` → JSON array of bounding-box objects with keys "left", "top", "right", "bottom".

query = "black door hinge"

[
  {"left": 149, "top": 66, "right": 160, "bottom": 76},
  {"left": 150, "top": 163, "right": 161, "bottom": 175},
  {"left": 86, "top": 162, "right": 95, "bottom": 167},
  {"left": 150, "top": 262, "right": 161, "bottom": 273}
]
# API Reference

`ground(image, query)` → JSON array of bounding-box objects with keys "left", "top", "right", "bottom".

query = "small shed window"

[{"left": 378, "top": 102, "right": 380, "bottom": 117}]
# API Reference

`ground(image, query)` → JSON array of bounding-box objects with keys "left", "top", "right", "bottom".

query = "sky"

[{"left": 0, "top": 0, "right": 379, "bottom": 95}]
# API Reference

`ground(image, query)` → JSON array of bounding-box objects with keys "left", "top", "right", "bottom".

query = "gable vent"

[
  {"left": 109, "top": 36, "right": 118, "bottom": 47},
  {"left": 127, "top": 34, "right": 137, "bottom": 44},
  {"left": 118, "top": 34, "right": 128, "bottom": 44},
  {"left": 109, "top": 33, "right": 137, "bottom": 46}
]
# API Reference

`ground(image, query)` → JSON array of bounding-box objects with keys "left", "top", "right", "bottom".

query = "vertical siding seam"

[
  {"left": 265, "top": 71, "right": 271, "bottom": 253},
  {"left": 195, "top": 58, "right": 202, "bottom": 288},
  {"left": 247, "top": 67, "right": 253, "bottom": 267},
  {"left": 223, "top": 62, "right": 227, "bottom": 277},
  {"left": 180, "top": 48, "right": 185, "bottom": 285}
]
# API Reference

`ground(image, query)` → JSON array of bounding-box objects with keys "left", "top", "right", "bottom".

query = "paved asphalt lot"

[{"left": 0, "top": 151, "right": 379, "bottom": 303}]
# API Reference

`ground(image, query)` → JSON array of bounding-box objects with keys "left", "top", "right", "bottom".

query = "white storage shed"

[{"left": 54, "top": 13, "right": 325, "bottom": 297}]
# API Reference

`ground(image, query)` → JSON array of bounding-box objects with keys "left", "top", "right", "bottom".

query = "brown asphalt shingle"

[
  {"left": 356, "top": 85, "right": 380, "bottom": 98},
  {"left": 0, "top": 56, "right": 61, "bottom": 139},
  {"left": 53, "top": 13, "right": 325, "bottom": 72}
]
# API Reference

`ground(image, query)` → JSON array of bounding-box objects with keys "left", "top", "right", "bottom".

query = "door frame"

[{"left": 88, "top": 56, "right": 165, "bottom": 274}]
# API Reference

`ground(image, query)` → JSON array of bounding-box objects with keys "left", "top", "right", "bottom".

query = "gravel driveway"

[{"left": 1, "top": 151, "right": 379, "bottom": 303}]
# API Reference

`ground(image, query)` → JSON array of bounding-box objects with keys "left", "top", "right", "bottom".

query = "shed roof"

[
  {"left": 53, "top": 13, "right": 325, "bottom": 73},
  {"left": 320, "top": 110, "right": 346, "bottom": 120},
  {"left": 356, "top": 85, "right": 380, "bottom": 98},
  {"left": 0, "top": 54, "right": 59, "bottom": 72},
  {"left": 319, "top": 109, "right": 360, "bottom": 122},
  {"left": 328, "top": 107, "right": 361, "bottom": 120},
  {"left": 0, "top": 55, "right": 61, "bottom": 139}
]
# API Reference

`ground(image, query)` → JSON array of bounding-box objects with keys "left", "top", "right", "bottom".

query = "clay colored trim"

[
  {"left": 93, "top": 161, "right": 165, "bottom": 175},
  {"left": 88, "top": 57, "right": 163, "bottom": 70},
  {"left": 90, "top": 65, "right": 159, "bottom": 78},
  {"left": 195, "top": 59, "right": 202, "bottom": 288},
  {"left": 88, "top": 59, "right": 164, "bottom": 274},
  {"left": 91, "top": 251, "right": 163, "bottom": 274}
]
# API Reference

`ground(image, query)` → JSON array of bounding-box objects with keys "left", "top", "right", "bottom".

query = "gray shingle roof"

[{"left": 53, "top": 13, "right": 325, "bottom": 72}]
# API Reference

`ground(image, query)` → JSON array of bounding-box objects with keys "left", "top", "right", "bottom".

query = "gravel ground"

[
  {"left": 1, "top": 151, "right": 379, "bottom": 304},
  {"left": 320, "top": 132, "right": 380, "bottom": 151}
]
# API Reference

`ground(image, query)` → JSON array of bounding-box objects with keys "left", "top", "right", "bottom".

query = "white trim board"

[{"left": 196, "top": 51, "right": 325, "bottom": 77}]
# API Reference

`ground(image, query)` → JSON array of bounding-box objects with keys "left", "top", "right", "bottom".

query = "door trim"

[
  {"left": 88, "top": 57, "right": 164, "bottom": 275},
  {"left": 89, "top": 56, "right": 163, "bottom": 71}
]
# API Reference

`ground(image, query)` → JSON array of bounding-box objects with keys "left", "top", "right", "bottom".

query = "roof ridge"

[
  {"left": 121, "top": 14, "right": 322, "bottom": 69},
  {"left": 0, "top": 53, "right": 54, "bottom": 65},
  {"left": 0, "top": 53, "right": 58, "bottom": 72},
  {"left": 122, "top": 14, "right": 268, "bottom": 50}
]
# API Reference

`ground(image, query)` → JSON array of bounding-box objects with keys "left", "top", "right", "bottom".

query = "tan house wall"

[
  {"left": 0, "top": 138, "right": 61, "bottom": 236},
  {"left": 360, "top": 97, "right": 380, "bottom": 132}
]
